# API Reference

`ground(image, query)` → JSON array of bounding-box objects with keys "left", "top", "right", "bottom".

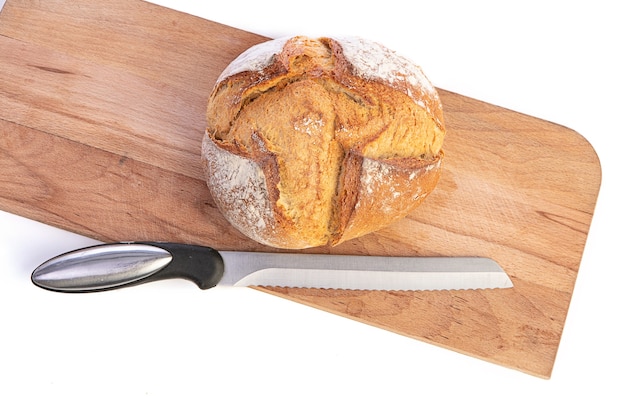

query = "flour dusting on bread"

[
  {"left": 202, "top": 138, "right": 275, "bottom": 245},
  {"left": 203, "top": 35, "right": 446, "bottom": 249}
]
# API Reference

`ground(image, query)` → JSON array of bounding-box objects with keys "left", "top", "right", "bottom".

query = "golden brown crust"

[
  {"left": 333, "top": 153, "right": 443, "bottom": 245},
  {"left": 202, "top": 35, "right": 446, "bottom": 249}
]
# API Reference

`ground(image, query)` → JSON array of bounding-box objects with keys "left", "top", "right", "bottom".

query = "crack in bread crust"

[{"left": 203, "top": 36, "right": 445, "bottom": 249}]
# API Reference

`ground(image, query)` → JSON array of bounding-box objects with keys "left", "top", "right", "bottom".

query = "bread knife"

[{"left": 31, "top": 242, "right": 513, "bottom": 293}]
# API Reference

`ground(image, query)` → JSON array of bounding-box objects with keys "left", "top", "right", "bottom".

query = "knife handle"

[
  {"left": 139, "top": 242, "right": 225, "bottom": 289},
  {"left": 31, "top": 242, "right": 225, "bottom": 293}
]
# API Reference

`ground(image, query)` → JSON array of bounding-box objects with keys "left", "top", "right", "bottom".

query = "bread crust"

[{"left": 202, "top": 36, "right": 445, "bottom": 249}]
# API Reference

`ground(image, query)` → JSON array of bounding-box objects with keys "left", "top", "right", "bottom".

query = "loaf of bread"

[{"left": 202, "top": 36, "right": 445, "bottom": 249}]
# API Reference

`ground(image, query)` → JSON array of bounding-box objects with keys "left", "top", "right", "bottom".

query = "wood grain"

[{"left": 0, "top": 0, "right": 601, "bottom": 378}]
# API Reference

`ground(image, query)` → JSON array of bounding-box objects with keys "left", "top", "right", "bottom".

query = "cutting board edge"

[
  {"left": 253, "top": 286, "right": 554, "bottom": 379},
  {"left": 437, "top": 88, "right": 603, "bottom": 179}
]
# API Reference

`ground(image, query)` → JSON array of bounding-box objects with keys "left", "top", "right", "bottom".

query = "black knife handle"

[
  {"left": 140, "top": 242, "right": 225, "bottom": 290},
  {"left": 31, "top": 242, "right": 225, "bottom": 293}
]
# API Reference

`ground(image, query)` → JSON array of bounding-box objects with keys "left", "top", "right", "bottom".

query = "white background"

[{"left": 1, "top": 1, "right": 624, "bottom": 396}]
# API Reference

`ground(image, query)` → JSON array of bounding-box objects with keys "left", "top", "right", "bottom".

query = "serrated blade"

[{"left": 219, "top": 251, "right": 513, "bottom": 291}]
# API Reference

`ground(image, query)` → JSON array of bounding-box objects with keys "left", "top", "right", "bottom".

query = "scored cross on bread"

[{"left": 202, "top": 36, "right": 445, "bottom": 249}]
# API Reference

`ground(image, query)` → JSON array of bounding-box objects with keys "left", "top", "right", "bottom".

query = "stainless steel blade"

[{"left": 219, "top": 251, "right": 513, "bottom": 291}]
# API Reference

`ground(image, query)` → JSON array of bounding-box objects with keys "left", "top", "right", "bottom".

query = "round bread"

[{"left": 202, "top": 36, "right": 445, "bottom": 249}]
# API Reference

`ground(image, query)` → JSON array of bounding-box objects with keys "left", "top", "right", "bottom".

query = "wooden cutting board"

[{"left": 0, "top": 0, "right": 601, "bottom": 378}]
